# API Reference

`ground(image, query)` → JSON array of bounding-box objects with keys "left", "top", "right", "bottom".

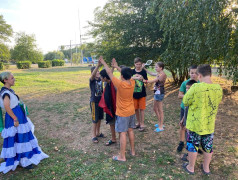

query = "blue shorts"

[
  {"left": 115, "top": 114, "right": 135, "bottom": 132},
  {"left": 154, "top": 94, "right": 165, "bottom": 101},
  {"left": 180, "top": 108, "right": 184, "bottom": 121}
]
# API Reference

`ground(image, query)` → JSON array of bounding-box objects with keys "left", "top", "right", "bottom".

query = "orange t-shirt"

[{"left": 111, "top": 77, "right": 135, "bottom": 117}]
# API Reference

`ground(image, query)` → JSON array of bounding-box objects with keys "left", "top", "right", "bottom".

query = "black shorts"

[
  {"left": 106, "top": 114, "right": 115, "bottom": 125},
  {"left": 90, "top": 102, "right": 104, "bottom": 123}
]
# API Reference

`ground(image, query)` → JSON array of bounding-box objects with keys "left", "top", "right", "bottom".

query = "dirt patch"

[{"left": 21, "top": 76, "right": 238, "bottom": 179}]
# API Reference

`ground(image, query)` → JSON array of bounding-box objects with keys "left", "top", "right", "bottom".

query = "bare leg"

[
  {"left": 113, "top": 132, "right": 126, "bottom": 161},
  {"left": 96, "top": 120, "right": 101, "bottom": 136},
  {"left": 127, "top": 128, "right": 135, "bottom": 155},
  {"left": 92, "top": 123, "right": 97, "bottom": 137},
  {"left": 179, "top": 126, "right": 185, "bottom": 142},
  {"left": 157, "top": 101, "right": 164, "bottom": 129},
  {"left": 110, "top": 124, "right": 116, "bottom": 142},
  {"left": 135, "top": 109, "right": 140, "bottom": 126},
  {"left": 140, "top": 109, "right": 145, "bottom": 127},
  {"left": 187, "top": 152, "right": 198, "bottom": 173},
  {"left": 153, "top": 100, "right": 161, "bottom": 126},
  {"left": 203, "top": 152, "right": 213, "bottom": 173},
  {"left": 153, "top": 100, "right": 160, "bottom": 123}
]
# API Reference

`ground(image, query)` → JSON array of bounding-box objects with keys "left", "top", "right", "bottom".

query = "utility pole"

[
  {"left": 78, "top": 9, "right": 84, "bottom": 64},
  {"left": 70, "top": 40, "right": 72, "bottom": 66}
]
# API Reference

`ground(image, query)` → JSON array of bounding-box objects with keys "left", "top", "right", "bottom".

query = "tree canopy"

[
  {"left": 89, "top": 0, "right": 163, "bottom": 66},
  {"left": 44, "top": 51, "right": 65, "bottom": 60},
  {"left": 89, "top": 0, "right": 238, "bottom": 84},
  {"left": 0, "top": 15, "right": 13, "bottom": 62},
  {"left": 11, "top": 32, "right": 43, "bottom": 63}
]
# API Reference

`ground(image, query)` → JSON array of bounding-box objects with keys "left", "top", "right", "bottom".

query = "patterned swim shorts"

[{"left": 186, "top": 131, "right": 214, "bottom": 153}]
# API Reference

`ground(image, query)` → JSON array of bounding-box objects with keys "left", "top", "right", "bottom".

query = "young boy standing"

[
  {"left": 177, "top": 65, "right": 198, "bottom": 152},
  {"left": 182, "top": 64, "right": 223, "bottom": 175},
  {"left": 99, "top": 69, "right": 117, "bottom": 146},
  {"left": 89, "top": 62, "right": 104, "bottom": 143},
  {"left": 132, "top": 57, "right": 148, "bottom": 131},
  {"left": 99, "top": 57, "right": 136, "bottom": 162},
  {"left": 179, "top": 80, "right": 197, "bottom": 162}
]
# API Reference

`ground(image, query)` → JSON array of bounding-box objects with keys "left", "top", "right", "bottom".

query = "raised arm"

[
  {"left": 143, "top": 73, "right": 166, "bottom": 83},
  {"left": 111, "top": 58, "right": 121, "bottom": 72},
  {"left": 142, "top": 64, "right": 157, "bottom": 76},
  {"left": 90, "top": 61, "right": 101, "bottom": 81},
  {"left": 99, "top": 56, "right": 114, "bottom": 80}
]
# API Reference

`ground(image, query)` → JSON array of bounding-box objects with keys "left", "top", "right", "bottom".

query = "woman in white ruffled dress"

[{"left": 0, "top": 72, "right": 49, "bottom": 174}]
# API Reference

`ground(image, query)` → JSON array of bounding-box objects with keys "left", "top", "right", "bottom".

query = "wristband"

[{"left": 13, "top": 117, "right": 18, "bottom": 121}]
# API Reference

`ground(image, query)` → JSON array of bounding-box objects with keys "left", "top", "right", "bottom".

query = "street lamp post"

[{"left": 70, "top": 40, "right": 72, "bottom": 66}]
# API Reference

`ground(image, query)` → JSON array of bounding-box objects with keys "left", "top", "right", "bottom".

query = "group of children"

[
  {"left": 0, "top": 58, "right": 222, "bottom": 175},
  {"left": 89, "top": 57, "right": 167, "bottom": 161},
  {"left": 89, "top": 58, "right": 223, "bottom": 175}
]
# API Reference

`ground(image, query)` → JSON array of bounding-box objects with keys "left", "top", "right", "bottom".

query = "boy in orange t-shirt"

[{"left": 99, "top": 56, "right": 137, "bottom": 162}]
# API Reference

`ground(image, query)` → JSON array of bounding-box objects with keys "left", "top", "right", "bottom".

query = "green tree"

[
  {"left": 89, "top": 0, "right": 163, "bottom": 66},
  {"left": 151, "top": 0, "right": 232, "bottom": 84},
  {"left": 224, "top": 6, "right": 238, "bottom": 85},
  {"left": 0, "top": 15, "right": 13, "bottom": 62},
  {"left": 0, "top": 15, "right": 13, "bottom": 43},
  {"left": 11, "top": 32, "right": 43, "bottom": 63},
  {"left": 44, "top": 51, "right": 64, "bottom": 60},
  {"left": 0, "top": 44, "right": 10, "bottom": 62},
  {"left": 72, "top": 53, "right": 81, "bottom": 64}
]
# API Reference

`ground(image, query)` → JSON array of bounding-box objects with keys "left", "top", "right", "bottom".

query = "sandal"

[
  {"left": 92, "top": 137, "right": 99, "bottom": 143},
  {"left": 182, "top": 163, "right": 194, "bottom": 175},
  {"left": 155, "top": 124, "right": 165, "bottom": 128},
  {"left": 133, "top": 124, "right": 140, "bottom": 129},
  {"left": 105, "top": 140, "right": 116, "bottom": 146},
  {"left": 112, "top": 156, "right": 126, "bottom": 162},
  {"left": 154, "top": 128, "right": 164, "bottom": 132},
  {"left": 201, "top": 164, "right": 211, "bottom": 175},
  {"left": 97, "top": 133, "right": 106, "bottom": 138},
  {"left": 138, "top": 127, "right": 145, "bottom": 132}
]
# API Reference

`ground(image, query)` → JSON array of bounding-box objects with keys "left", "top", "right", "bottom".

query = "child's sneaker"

[{"left": 177, "top": 141, "right": 184, "bottom": 152}]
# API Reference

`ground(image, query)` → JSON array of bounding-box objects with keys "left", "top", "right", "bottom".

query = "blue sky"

[{"left": 0, "top": 0, "right": 108, "bottom": 53}]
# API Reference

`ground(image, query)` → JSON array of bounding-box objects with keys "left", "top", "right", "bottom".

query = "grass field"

[{"left": 0, "top": 65, "right": 237, "bottom": 180}]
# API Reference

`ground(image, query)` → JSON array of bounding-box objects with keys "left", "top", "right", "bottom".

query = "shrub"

[
  {"left": 0, "top": 62, "right": 3, "bottom": 70},
  {"left": 38, "top": 61, "right": 52, "bottom": 68},
  {"left": 3, "top": 63, "right": 10, "bottom": 69},
  {"left": 16, "top": 61, "right": 32, "bottom": 69},
  {"left": 52, "top": 59, "right": 65, "bottom": 67}
]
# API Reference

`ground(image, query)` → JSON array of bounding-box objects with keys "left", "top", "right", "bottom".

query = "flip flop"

[
  {"left": 97, "top": 133, "right": 106, "bottom": 138},
  {"left": 112, "top": 156, "right": 126, "bottom": 162},
  {"left": 182, "top": 163, "right": 194, "bottom": 175},
  {"left": 133, "top": 124, "right": 140, "bottom": 129},
  {"left": 92, "top": 137, "right": 99, "bottom": 143},
  {"left": 154, "top": 124, "right": 165, "bottom": 128},
  {"left": 138, "top": 127, "right": 145, "bottom": 132},
  {"left": 201, "top": 164, "right": 211, "bottom": 175},
  {"left": 105, "top": 140, "right": 116, "bottom": 146},
  {"left": 154, "top": 128, "right": 164, "bottom": 132}
]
